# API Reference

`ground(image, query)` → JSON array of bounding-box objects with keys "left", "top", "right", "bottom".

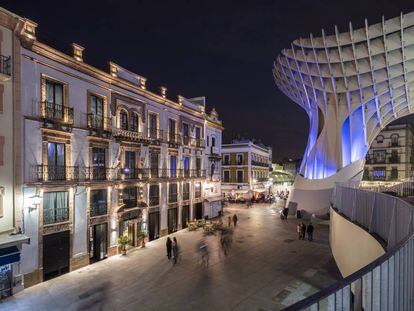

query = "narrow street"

[{"left": 1, "top": 201, "right": 341, "bottom": 311}]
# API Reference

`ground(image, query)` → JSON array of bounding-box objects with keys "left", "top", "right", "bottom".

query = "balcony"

[
  {"left": 121, "top": 167, "right": 149, "bottom": 180},
  {"left": 41, "top": 101, "right": 74, "bottom": 125},
  {"left": 191, "top": 137, "right": 205, "bottom": 148},
  {"left": 0, "top": 55, "right": 11, "bottom": 81},
  {"left": 148, "top": 128, "right": 163, "bottom": 143},
  {"left": 87, "top": 114, "right": 112, "bottom": 137},
  {"left": 251, "top": 160, "right": 268, "bottom": 167},
  {"left": 90, "top": 202, "right": 107, "bottom": 217},
  {"left": 167, "top": 133, "right": 182, "bottom": 147},
  {"left": 33, "top": 165, "right": 117, "bottom": 182},
  {"left": 113, "top": 128, "right": 146, "bottom": 141}
]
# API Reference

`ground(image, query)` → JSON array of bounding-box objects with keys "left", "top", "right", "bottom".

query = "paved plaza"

[{"left": 1, "top": 201, "right": 341, "bottom": 311}]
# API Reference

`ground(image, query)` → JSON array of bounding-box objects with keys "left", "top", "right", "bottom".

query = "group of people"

[
  {"left": 296, "top": 222, "right": 314, "bottom": 241},
  {"left": 227, "top": 214, "right": 238, "bottom": 227},
  {"left": 166, "top": 236, "right": 180, "bottom": 264}
]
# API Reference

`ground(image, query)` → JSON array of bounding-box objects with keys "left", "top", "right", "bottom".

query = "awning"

[
  {"left": 205, "top": 195, "right": 224, "bottom": 202},
  {"left": 0, "top": 246, "right": 20, "bottom": 266}
]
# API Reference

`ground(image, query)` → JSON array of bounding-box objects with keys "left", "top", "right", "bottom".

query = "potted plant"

[
  {"left": 118, "top": 235, "right": 129, "bottom": 255},
  {"left": 137, "top": 230, "right": 146, "bottom": 248}
]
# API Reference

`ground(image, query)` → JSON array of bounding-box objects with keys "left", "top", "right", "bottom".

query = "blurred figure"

[
  {"left": 172, "top": 237, "right": 180, "bottom": 264},
  {"left": 166, "top": 237, "right": 172, "bottom": 260},
  {"left": 227, "top": 215, "right": 232, "bottom": 227},
  {"left": 198, "top": 239, "right": 209, "bottom": 268},
  {"left": 220, "top": 229, "right": 233, "bottom": 256},
  {"left": 233, "top": 214, "right": 238, "bottom": 227},
  {"left": 296, "top": 223, "right": 302, "bottom": 239},
  {"left": 307, "top": 223, "right": 314, "bottom": 241},
  {"left": 301, "top": 222, "right": 307, "bottom": 240}
]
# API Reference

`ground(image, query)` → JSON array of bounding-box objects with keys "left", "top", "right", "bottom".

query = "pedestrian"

[
  {"left": 296, "top": 223, "right": 302, "bottom": 239},
  {"left": 307, "top": 223, "right": 314, "bottom": 241},
  {"left": 172, "top": 237, "right": 180, "bottom": 264},
  {"left": 301, "top": 222, "right": 307, "bottom": 240},
  {"left": 283, "top": 207, "right": 288, "bottom": 220},
  {"left": 166, "top": 237, "right": 172, "bottom": 260},
  {"left": 228, "top": 215, "right": 232, "bottom": 227},
  {"left": 233, "top": 214, "right": 238, "bottom": 227}
]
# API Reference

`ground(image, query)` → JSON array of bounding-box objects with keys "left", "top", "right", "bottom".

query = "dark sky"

[{"left": 3, "top": 0, "right": 414, "bottom": 161}]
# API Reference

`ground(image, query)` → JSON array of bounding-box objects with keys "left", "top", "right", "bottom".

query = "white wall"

[
  {"left": 330, "top": 207, "right": 385, "bottom": 278},
  {"left": 73, "top": 186, "right": 87, "bottom": 257}
]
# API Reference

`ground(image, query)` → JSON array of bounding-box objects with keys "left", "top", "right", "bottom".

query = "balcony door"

[
  {"left": 170, "top": 155, "right": 177, "bottom": 178},
  {"left": 169, "top": 119, "right": 176, "bottom": 142},
  {"left": 149, "top": 113, "right": 158, "bottom": 139},
  {"left": 45, "top": 80, "right": 64, "bottom": 120},
  {"left": 125, "top": 151, "right": 136, "bottom": 178},
  {"left": 150, "top": 153, "right": 159, "bottom": 178},
  {"left": 183, "top": 123, "right": 189, "bottom": 145},
  {"left": 92, "top": 148, "right": 106, "bottom": 180},
  {"left": 183, "top": 156, "right": 190, "bottom": 177},
  {"left": 47, "top": 142, "right": 66, "bottom": 180},
  {"left": 89, "top": 95, "right": 104, "bottom": 129}
]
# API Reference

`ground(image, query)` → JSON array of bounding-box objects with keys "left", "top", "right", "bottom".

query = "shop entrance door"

[
  {"left": 168, "top": 208, "right": 178, "bottom": 234},
  {"left": 148, "top": 212, "right": 159, "bottom": 241},
  {"left": 182, "top": 205, "right": 190, "bottom": 228},
  {"left": 194, "top": 203, "right": 203, "bottom": 220},
  {"left": 43, "top": 231, "right": 70, "bottom": 281},
  {"left": 91, "top": 223, "right": 107, "bottom": 262}
]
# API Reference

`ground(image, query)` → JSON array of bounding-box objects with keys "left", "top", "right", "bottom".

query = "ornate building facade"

[{"left": 0, "top": 7, "right": 223, "bottom": 290}]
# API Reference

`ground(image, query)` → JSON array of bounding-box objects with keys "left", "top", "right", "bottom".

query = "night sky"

[{"left": 3, "top": 0, "right": 414, "bottom": 161}]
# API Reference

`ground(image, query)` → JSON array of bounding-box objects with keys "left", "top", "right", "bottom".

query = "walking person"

[
  {"left": 301, "top": 222, "right": 307, "bottom": 240},
  {"left": 307, "top": 223, "right": 314, "bottom": 241},
  {"left": 172, "top": 237, "right": 180, "bottom": 264},
  {"left": 233, "top": 214, "right": 238, "bottom": 227},
  {"left": 296, "top": 223, "right": 302, "bottom": 239},
  {"left": 166, "top": 237, "right": 172, "bottom": 260},
  {"left": 228, "top": 215, "right": 232, "bottom": 227}
]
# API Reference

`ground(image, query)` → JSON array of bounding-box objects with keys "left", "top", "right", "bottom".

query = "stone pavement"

[{"left": 0, "top": 201, "right": 341, "bottom": 311}]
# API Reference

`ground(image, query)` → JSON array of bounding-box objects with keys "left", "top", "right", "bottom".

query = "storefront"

[
  {"left": 43, "top": 231, "right": 70, "bottom": 281},
  {"left": 167, "top": 208, "right": 178, "bottom": 234},
  {"left": 182, "top": 205, "right": 190, "bottom": 229},
  {"left": 204, "top": 196, "right": 223, "bottom": 219},
  {"left": 148, "top": 211, "right": 160, "bottom": 241},
  {"left": 118, "top": 208, "right": 143, "bottom": 247}
]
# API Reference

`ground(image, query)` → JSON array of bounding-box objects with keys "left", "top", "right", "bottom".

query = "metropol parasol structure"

[{"left": 274, "top": 12, "right": 414, "bottom": 213}]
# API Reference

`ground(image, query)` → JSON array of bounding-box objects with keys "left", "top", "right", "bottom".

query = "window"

[
  {"left": 372, "top": 168, "right": 386, "bottom": 181},
  {"left": 124, "top": 151, "right": 136, "bottom": 178},
  {"left": 150, "top": 152, "right": 159, "bottom": 177},
  {"left": 149, "top": 185, "right": 159, "bottom": 206},
  {"left": 391, "top": 167, "right": 398, "bottom": 180},
  {"left": 120, "top": 110, "right": 128, "bottom": 130},
  {"left": 195, "top": 127, "right": 201, "bottom": 146},
  {"left": 45, "top": 80, "right": 64, "bottom": 120},
  {"left": 237, "top": 154, "right": 243, "bottom": 165},
  {"left": 170, "top": 155, "right": 177, "bottom": 177},
  {"left": 223, "top": 170, "right": 230, "bottom": 183},
  {"left": 123, "top": 187, "right": 137, "bottom": 208},
  {"left": 195, "top": 182, "right": 201, "bottom": 198},
  {"left": 223, "top": 154, "right": 230, "bottom": 165},
  {"left": 169, "top": 119, "right": 176, "bottom": 142},
  {"left": 207, "top": 135, "right": 209, "bottom": 147},
  {"left": 183, "top": 183, "right": 190, "bottom": 200},
  {"left": 183, "top": 156, "right": 190, "bottom": 177},
  {"left": 183, "top": 123, "right": 189, "bottom": 145},
  {"left": 130, "top": 112, "right": 139, "bottom": 132},
  {"left": 373, "top": 150, "right": 386, "bottom": 163},
  {"left": 89, "top": 94, "right": 104, "bottom": 129},
  {"left": 211, "top": 136, "right": 216, "bottom": 147},
  {"left": 43, "top": 192, "right": 69, "bottom": 225},
  {"left": 169, "top": 183, "right": 178, "bottom": 203},
  {"left": 47, "top": 142, "right": 66, "bottom": 180},
  {"left": 92, "top": 147, "right": 106, "bottom": 180},
  {"left": 90, "top": 189, "right": 107, "bottom": 217},
  {"left": 237, "top": 170, "right": 244, "bottom": 183},
  {"left": 149, "top": 113, "right": 158, "bottom": 139},
  {"left": 196, "top": 157, "right": 202, "bottom": 177},
  {"left": 391, "top": 134, "right": 399, "bottom": 147}
]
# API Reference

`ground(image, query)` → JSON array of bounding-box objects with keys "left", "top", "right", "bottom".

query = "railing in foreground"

[{"left": 283, "top": 185, "right": 414, "bottom": 311}]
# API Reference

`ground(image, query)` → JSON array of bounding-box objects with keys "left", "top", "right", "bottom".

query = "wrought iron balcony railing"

[
  {"left": 251, "top": 160, "right": 269, "bottom": 167},
  {"left": 33, "top": 165, "right": 118, "bottom": 182},
  {"left": 191, "top": 138, "right": 205, "bottom": 148},
  {"left": 41, "top": 101, "right": 74, "bottom": 125},
  {"left": 168, "top": 133, "right": 182, "bottom": 146},
  {"left": 87, "top": 114, "right": 112, "bottom": 132},
  {"left": 113, "top": 128, "right": 146, "bottom": 141},
  {"left": 121, "top": 167, "right": 149, "bottom": 180},
  {"left": 90, "top": 202, "right": 107, "bottom": 217},
  {"left": 0, "top": 55, "right": 11, "bottom": 77},
  {"left": 148, "top": 128, "right": 163, "bottom": 142}
]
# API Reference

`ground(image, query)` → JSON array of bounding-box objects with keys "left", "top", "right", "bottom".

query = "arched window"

[
  {"left": 376, "top": 135, "right": 384, "bottom": 144},
  {"left": 119, "top": 109, "right": 128, "bottom": 130},
  {"left": 130, "top": 112, "right": 139, "bottom": 132}
]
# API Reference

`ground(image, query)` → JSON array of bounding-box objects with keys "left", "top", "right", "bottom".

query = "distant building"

[
  {"left": 364, "top": 124, "right": 414, "bottom": 181},
  {"left": 221, "top": 139, "right": 271, "bottom": 198},
  {"left": 282, "top": 158, "right": 301, "bottom": 177}
]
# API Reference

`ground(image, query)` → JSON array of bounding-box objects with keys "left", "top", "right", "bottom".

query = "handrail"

[{"left": 282, "top": 185, "right": 414, "bottom": 310}]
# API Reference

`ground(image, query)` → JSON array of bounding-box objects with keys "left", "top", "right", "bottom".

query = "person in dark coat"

[
  {"left": 301, "top": 222, "right": 307, "bottom": 240},
  {"left": 307, "top": 223, "right": 314, "bottom": 241},
  {"left": 282, "top": 207, "right": 289, "bottom": 220},
  {"left": 233, "top": 214, "right": 238, "bottom": 227},
  {"left": 172, "top": 237, "right": 180, "bottom": 264},
  {"left": 166, "top": 237, "right": 172, "bottom": 260}
]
